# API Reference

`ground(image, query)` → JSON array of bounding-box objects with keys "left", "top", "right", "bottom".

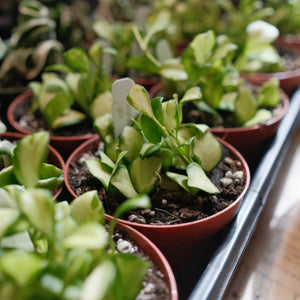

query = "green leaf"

[
  {"left": 51, "top": 109, "right": 86, "bottom": 130},
  {"left": 140, "top": 115, "right": 164, "bottom": 144},
  {"left": 0, "top": 208, "right": 19, "bottom": 238},
  {"left": 146, "top": 9, "right": 171, "bottom": 40},
  {"left": 127, "top": 84, "right": 154, "bottom": 118},
  {"left": 119, "top": 126, "right": 144, "bottom": 164},
  {"left": 70, "top": 191, "right": 105, "bottom": 226},
  {"left": 127, "top": 55, "right": 160, "bottom": 75},
  {"left": 64, "top": 223, "right": 108, "bottom": 249},
  {"left": 243, "top": 109, "right": 273, "bottom": 127},
  {"left": 187, "top": 163, "right": 220, "bottom": 194},
  {"left": 151, "top": 96, "right": 164, "bottom": 123},
  {"left": 94, "top": 114, "right": 115, "bottom": 145},
  {"left": 235, "top": 87, "right": 257, "bottom": 124},
  {"left": 63, "top": 47, "right": 91, "bottom": 73},
  {"left": 39, "top": 163, "right": 63, "bottom": 180},
  {"left": 192, "top": 131, "right": 223, "bottom": 173},
  {"left": 160, "top": 58, "right": 188, "bottom": 81},
  {"left": 0, "top": 166, "right": 18, "bottom": 187},
  {"left": 140, "top": 142, "right": 163, "bottom": 158},
  {"left": 181, "top": 86, "right": 203, "bottom": 103},
  {"left": 45, "top": 63, "right": 73, "bottom": 73},
  {"left": 90, "top": 91, "right": 112, "bottom": 119},
  {"left": 99, "top": 151, "right": 115, "bottom": 169},
  {"left": 18, "top": 189, "right": 54, "bottom": 238},
  {"left": 81, "top": 260, "right": 116, "bottom": 300},
  {"left": 130, "top": 156, "right": 163, "bottom": 194},
  {"left": 88, "top": 41, "right": 103, "bottom": 69},
  {"left": 114, "top": 252, "right": 150, "bottom": 300},
  {"left": 0, "top": 140, "right": 14, "bottom": 156},
  {"left": 85, "top": 159, "right": 112, "bottom": 190},
  {"left": 190, "top": 30, "right": 216, "bottom": 65},
  {"left": 166, "top": 171, "right": 198, "bottom": 195},
  {"left": 257, "top": 78, "right": 280, "bottom": 107},
  {"left": 110, "top": 165, "right": 138, "bottom": 198},
  {"left": 12, "top": 132, "right": 49, "bottom": 188},
  {"left": 36, "top": 177, "right": 64, "bottom": 191},
  {"left": 1, "top": 231, "right": 34, "bottom": 251},
  {"left": 162, "top": 99, "right": 179, "bottom": 137},
  {"left": 0, "top": 251, "right": 45, "bottom": 286},
  {"left": 177, "top": 123, "right": 208, "bottom": 144}
]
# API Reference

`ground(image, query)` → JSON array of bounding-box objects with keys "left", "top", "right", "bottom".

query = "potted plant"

[
  {"left": 150, "top": 30, "right": 290, "bottom": 168},
  {"left": 36, "top": 0, "right": 97, "bottom": 50},
  {"left": 233, "top": 19, "right": 300, "bottom": 95},
  {"left": 0, "top": 0, "right": 63, "bottom": 125},
  {"left": 6, "top": 41, "right": 113, "bottom": 159},
  {"left": 0, "top": 187, "right": 178, "bottom": 299},
  {"left": 93, "top": 8, "right": 177, "bottom": 90},
  {"left": 64, "top": 80, "right": 250, "bottom": 264},
  {"left": 0, "top": 131, "right": 64, "bottom": 198}
]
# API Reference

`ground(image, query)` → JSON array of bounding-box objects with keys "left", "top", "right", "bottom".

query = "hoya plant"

[
  {"left": 264, "top": 0, "right": 300, "bottom": 35},
  {"left": 0, "top": 131, "right": 63, "bottom": 191},
  {"left": 0, "top": 0, "right": 63, "bottom": 88},
  {"left": 92, "top": 19, "right": 136, "bottom": 77},
  {"left": 233, "top": 20, "right": 285, "bottom": 73},
  {"left": 0, "top": 186, "right": 153, "bottom": 300},
  {"left": 180, "top": 30, "right": 281, "bottom": 127},
  {"left": 85, "top": 82, "right": 222, "bottom": 206},
  {"left": 29, "top": 41, "right": 113, "bottom": 130},
  {"left": 126, "top": 10, "right": 187, "bottom": 82},
  {"left": 93, "top": 8, "right": 184, "bottom": 84}
]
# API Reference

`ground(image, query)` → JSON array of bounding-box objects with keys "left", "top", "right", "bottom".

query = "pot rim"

[
  {"left": 7, "top": 89, "right": 98, "bottom": 142},
  {"left": 64, "top": 136, "right": 251, "bottom": 230}
]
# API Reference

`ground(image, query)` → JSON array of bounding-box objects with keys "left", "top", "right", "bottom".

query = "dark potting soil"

[
  {"left": 67, "top": 145, "right": 246, "bottom": 225},
  {"left": 113, "top": 228, "right": 170, "bottom": 299},
  {"left": 12, "top": 95, "right": 95, "bottom": 137},
  {"left": 182, "top": 97, "right": 284, "bottom": 128},
  {"left": 278, "top": 46, "right": 300, "bottom": 71}
]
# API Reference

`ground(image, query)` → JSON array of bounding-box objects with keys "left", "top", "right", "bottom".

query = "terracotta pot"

[
  {"left": 6, "top": 90, "right": 98, "bottom": 160},
  {"left": 209, "top": 89, "right": 289, "bottom": 170},
  {"left": 0, "top": 131, "right": 65, "bottom": 199},
  {"left": 0, "top": 86, "right": 28, "bottom": 129},
  {"left": 241, "top": 37, "right": 300, "bottom": 95},
  {"left": 114, "top": 221, "right": 178, "bottom": 300},
  {"left": 64, "top": 136, "right": 250, "bottom": 249}
]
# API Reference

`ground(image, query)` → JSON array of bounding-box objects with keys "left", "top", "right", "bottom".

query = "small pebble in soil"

[
  {"left": 224, "top": 157, "right": 234, "bottom": 167},
  {"left": 225, "top": 170, "right": 233, "bottom": 178},
  {"left": 220, "top": 177, "right": 233, "bottom": 188},
  {"left": 149, "top": 210, "right": 155, "bottom": 216},
  {"left": 116, "top": 238, "right": 138, "bottom": 253},
  {"left": 161, "top": 199, "right": 167, "bottom": 206},
  {"left": 128, "top": 214, "right": 147, "bottom": 224},
  {"left": 233, "top": 170, "right": 244, "bottom": 179}
]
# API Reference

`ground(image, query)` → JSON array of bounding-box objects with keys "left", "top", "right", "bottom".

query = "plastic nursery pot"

[
  {"left": 209, "top": 89, "right": 289, "bottom": 171},
  {"left": 241, "top": 39, "right": 300, "bottom": 96},
  {"left": 0, "top": 131, "right": 65, "bottom": 199},
  {"left": 114, "top": 221, "right": 178, "bottom": 300},
  {"left": 6, "top": 90, "right": 98, "bottom": 160},
  {"left": 0, "top": 86, "right": 28, "bottom": 128},
  {"left": 64, "top": 136, "right": 251, "bottom": 251}
]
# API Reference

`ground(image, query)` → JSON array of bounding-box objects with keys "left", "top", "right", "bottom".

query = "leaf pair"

[{"left": 0, "top": 132, "right": 64, "bottom": 190}]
